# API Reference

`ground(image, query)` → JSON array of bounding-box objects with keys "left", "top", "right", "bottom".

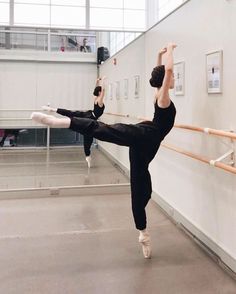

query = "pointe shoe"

[
  {"left": 85, "top": 156, "right": 92, "bottom": 168},
  {"left": 31, "top": 112, "right": 49, "bottom": 123},
  {"left": 139, "top": 230, "right": 151, "bottom": 259},
  {"left": 42, "top": 105, "right": 56, "bottom": 112}
]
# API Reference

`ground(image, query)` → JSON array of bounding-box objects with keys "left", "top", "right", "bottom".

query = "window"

[{"left": 158, "top": 0, "right": 185, "bottom": 20}]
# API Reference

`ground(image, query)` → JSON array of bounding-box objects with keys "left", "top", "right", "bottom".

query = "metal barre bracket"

[{"left": 210, "top": 149, "right": 235, "bottom": 167}]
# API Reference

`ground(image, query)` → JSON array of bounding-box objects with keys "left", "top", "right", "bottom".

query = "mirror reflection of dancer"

[
  {"left": 31, "top": 43, "right": 177, "bottom": 259},
  {"left": 42, "top": 77, "right": 106, "bottom": 168}
]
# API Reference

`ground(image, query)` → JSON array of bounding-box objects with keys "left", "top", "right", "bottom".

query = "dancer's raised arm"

[
  {"left": 95, "top": 76, "right": 106, "bottom": 107},
  {"left": 156, "top": 47, "right": 167, "bottom": 66}
]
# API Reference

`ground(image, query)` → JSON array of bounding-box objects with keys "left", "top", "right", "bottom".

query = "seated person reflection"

[
  {"left": 80, "top": 38, "right": 91, "bottom": 53},
  {"left": 0, "top": 129, "right": 20, "bottom": 147}
]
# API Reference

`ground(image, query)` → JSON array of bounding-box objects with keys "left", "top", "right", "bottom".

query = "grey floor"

[{"left": 0, "top": 148, "right": 236, "bottom": 294}]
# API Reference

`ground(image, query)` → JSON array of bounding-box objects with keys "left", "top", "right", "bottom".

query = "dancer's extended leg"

[{"left": 31, "top": 112, "right": 70, "bottom": 128}]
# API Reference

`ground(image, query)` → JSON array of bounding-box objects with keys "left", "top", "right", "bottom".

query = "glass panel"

[
  {"left": 50, "top": 33, "right": 96, "bottom": 53},
  {"left": 90, "top": 0, "right": 123, "bottom": 8},
  {"left": 0, "top": 127, "right": 43, "bottom": 146},
  {"left": 0, "top": 32, "right": 5, "bottom": 49},
  {"left": 0, "top": 3, "right": 9, "bottom": 24},
  {"left": 51, "top": 6, "right": 85, "bottom": 28},
  {"left": 124, "top": 0, "right": 145, "bottom": 9},
  {"left": 10, "top": 32, "right": 47, "bottom": 50},
  {"left": 49, "top": 128, "right": 78, "bottom": 146},
  {"left": 124, "top": 10, "right": 145, "bottom": 30},
  {"left": 124, "top": 32, "right": 135, "bottom": 46},
  {"left": 90, "top": 8, "right": 123, "bottom": 29},
  {"left": 116, "top": 32, "right": 124, "bottom": 52},
  {"left": 14, "top": 4, "right": 50, "bottom": 26},
  {"left": 51, "top": 0, "right": 85, "bottom": 6}
]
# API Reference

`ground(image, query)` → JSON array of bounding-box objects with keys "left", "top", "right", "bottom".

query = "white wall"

[
  {"left": 99, "top": 35, "right": 146, "bottom": 169},
  {"left": 0, "top": 58, "right": 97, "bottom": 127},
  {"left": 99, "top": 0, "right": 236, "bottom": 271}
]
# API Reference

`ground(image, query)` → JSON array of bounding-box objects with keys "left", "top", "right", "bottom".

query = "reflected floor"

[{"left": 0, "top": 147, "right": 129, "bottom": 190}]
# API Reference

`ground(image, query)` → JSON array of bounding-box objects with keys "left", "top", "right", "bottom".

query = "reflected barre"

[
  {"left": 104, "top": 112, "right": 149, "bottom": 121},
  {"left": 162, "top": 143, "right": 236, "bottom": 175}
]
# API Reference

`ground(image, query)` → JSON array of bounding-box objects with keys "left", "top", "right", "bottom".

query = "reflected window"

[
  {"left": 0, "top": 1, "right": 10, "bottom": 24},
  {"left": 124, "top": 0, "right": 145, "bottom": 9},
  {"left": 90, "top": 0, "right": 145, "bottom": 31},
  {"left": 90, "top": 8, "right": 123, "bottom": 30},
  {"left": 90, "top": 0, "right": 123, "bottom": 8},
  {"left": 51, "top": 6, "right": 85, "bottom": 28},
  {"left": 124, "top": 10, "right": 145, "bottom": 30},
  {"left": 14, "top": 4, "right": 50, "bottom": 26}
]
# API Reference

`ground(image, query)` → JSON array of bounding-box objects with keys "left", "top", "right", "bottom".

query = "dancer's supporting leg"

[
  {"left": 83, "top": 135, "right": 94, "bottom": 168},
  {"left": 31, "top": 113, "right": 156, "bottom": 258}
]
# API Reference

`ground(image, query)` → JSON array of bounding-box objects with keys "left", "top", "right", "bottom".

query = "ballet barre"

[
  {"left": 162, "top": 143, "right": 236, "bottom": 175},
  {"left": 174, "top": 124, "right": 236, "bottom": 140},
  {"left": 104, "top": 112, "right": 236, "bottom": 174},
  {"left": 104, "top": 112, "right": 236, "bottom": 140}
]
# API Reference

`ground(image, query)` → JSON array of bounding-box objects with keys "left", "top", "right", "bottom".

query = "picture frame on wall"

[
  {"left": 108, "top": 83, "right": 113, "bottom": 100},
  {"left": 134, "top": 75, "right": 140, "bottom": 98},
  {"left": 206, "top": 50, "right": 223, "bottom": 93},
  {"left": 174, "top": 61, "right": 185, "bottom": 96},
  {"left": 124, "top": 79, "right": 128, "bottom": 99},
  {"left": 115, "top": 81, "right": 120, "bottom": 100}
]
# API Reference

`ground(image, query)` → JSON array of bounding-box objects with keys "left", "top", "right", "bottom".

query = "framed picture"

[
  {"left": 174, "top": 61, "right": 185, "bottom": 96},
  {"left": 108, "top": 83, "right": 113, "bottom": 100},
  {"left": 124, "top": 79, "right": 128, "bottom": 99},
  {"left": 115, "top": 81, "right": 120, "bottom": 100},
  {"left": 134, "top": 75, "right": 140, "bottom": 98},
  {"left": 206, "top": 50, "right": 223, "bottom": 93}
]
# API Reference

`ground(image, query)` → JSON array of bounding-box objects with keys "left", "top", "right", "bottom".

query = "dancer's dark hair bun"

[
  {"left": 93, "top": 86, "right": 102, "bottom": 96},
  {"left": 149, "top": 65, "right": 165, "bottom": 88}
]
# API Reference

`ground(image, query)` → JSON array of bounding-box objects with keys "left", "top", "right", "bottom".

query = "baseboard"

[
  {"left": 98, "top": 145, "right": 130, "bottom": 178},
  {"left": 0, "top": 183, "right": 130, "bottom": 200},
  {"left": 152, "top": 192, "right": 236, "bottom": 277}
]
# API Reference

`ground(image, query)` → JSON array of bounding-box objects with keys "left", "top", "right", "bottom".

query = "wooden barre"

[
  {"left": 174, "top": 124, "right": 236, "bottom": 140},
  {"left": 162, "top": 143, "right": 236, "bottom": 175},
  {"left": 104, "top": 112, "right": 236, "bottom": 140}
]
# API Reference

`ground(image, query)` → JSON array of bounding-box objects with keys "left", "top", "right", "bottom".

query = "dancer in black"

[
  {"left": 41, "top": 77, "right": 105, "bottom": 168},
  {"left": 31, "top": 43, "right": 177, "bottom": 258}
]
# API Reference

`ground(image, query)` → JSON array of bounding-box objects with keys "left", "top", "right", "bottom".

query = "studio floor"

[{"left": 0, "top": 148, "right": 235, "bottom": 293}]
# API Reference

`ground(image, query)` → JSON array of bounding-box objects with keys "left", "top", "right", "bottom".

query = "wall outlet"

[{"left": 50, "top": 188, "right": 60, "bottom": 196}]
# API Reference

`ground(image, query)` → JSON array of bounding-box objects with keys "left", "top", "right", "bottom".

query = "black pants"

[
  {"left": 83, "top": 134, "right": 93, "bottom": 156},
  {"left": 57, "top": 108, "right": 95, "bottom": 157},
  {"left": 70, "top": 117, "right": 164, "bottom": 230}
]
